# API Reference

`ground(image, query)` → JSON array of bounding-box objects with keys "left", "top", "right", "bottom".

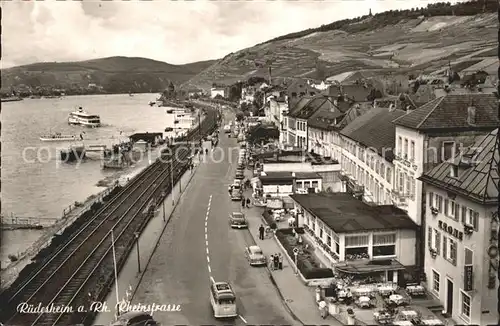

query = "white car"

[
  {"left": 223, "top": 125, "right": 231, "bottom": 133},
  {"left": 245, "top": 245, "right": 266, "bottom": 266}
]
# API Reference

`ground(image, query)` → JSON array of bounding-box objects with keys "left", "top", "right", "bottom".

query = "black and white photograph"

[{"left": 0, "top": 0, "right": 499, "bottom": 325}]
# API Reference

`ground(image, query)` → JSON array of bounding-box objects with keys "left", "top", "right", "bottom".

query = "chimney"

[
  {"left": 467, "top": 105, "right": 476, "bottom": 125},
  {"left": 292, "top": 172, "right": 296, "bottom": 178}
]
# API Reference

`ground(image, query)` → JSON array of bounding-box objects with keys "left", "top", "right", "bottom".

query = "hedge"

[{"left": 276, "top": 229, "right": 333, "bottom": 280}]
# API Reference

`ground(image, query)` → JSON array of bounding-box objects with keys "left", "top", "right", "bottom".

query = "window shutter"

[
  {"left": 443, "top": 237, "right": 447, "bottom": 258},
  {"left": 473, "top": 211, "right": 479, "bottom": 231},
  {"left": 429, "top": 192, "right": 434, "bottom": 207},
  {"left": 435, "top": 232, "right": 441, "bottom": 255},
  {"left": 454, "top": 203, "right": 460, "bottom": 220},
  {"left": 461, "top": 206, "right": 467, "bottom": 223},
  {"left": 444, "top": 199, "right": 449, "bottom": 215}
]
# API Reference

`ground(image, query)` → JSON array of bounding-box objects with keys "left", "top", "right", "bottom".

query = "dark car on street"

[
  {"left": 235, "top": 169, "right": 244, "bottom": 179},
  {"left": 111, "top": 311, "right": 158, "bottom": 326}
]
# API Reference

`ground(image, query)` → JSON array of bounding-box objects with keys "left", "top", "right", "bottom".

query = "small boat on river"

[
  {"left": 40, "top": 133, "right": 78, "bottom": 142},
  {"left": 60, "top": 145, "right": 86, "bottom": 162}
]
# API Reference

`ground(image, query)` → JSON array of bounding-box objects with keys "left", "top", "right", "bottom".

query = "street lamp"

[
  {"left": 161, "top": 191, "right": 166, "bottom": 222},
  {"left": 133, "top": 232, "right": 141, "bottom": 273},
  {"left": 170, "top": 159, "right": 175, "bottom": 206},
  {"left": 178, "top": 168, "right": 182, "bottom": 192}
]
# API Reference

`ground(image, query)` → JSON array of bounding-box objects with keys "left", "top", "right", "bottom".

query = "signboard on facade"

[
  {"left": 464, "top": 265, "right": 473, "bottom": 291},
  {"left": 438, "top": 220, "right": 464, "bottom": 241}
]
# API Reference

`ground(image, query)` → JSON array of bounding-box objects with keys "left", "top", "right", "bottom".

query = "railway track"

[{"left": 1, "top": 107, "right": 218, "bottom": 326}]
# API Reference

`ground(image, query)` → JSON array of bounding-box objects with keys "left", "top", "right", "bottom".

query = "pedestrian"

[
  {"left": 269, "top": 254, "right": 275, "bottom": 270},
  {"left": 259, "top": 224, "right": 265, "bottom": 240},
  {"left": 273, "top": 254, "right": 279, "bottom": 270},
  {"left": 241, "top": 196, "right": 245, "bottom": 208},
  {"left": 246, "top": 198, "right": 251, "bottom": 208},
  {"left": 278, "top": 253, "right": 283, "bottom": 270}
]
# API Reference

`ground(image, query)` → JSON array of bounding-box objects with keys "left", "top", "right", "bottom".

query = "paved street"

[{"left": 132, "top": 116, "right": 298, "bottom": 325}]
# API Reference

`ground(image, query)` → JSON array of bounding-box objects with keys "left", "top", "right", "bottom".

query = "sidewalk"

[{"left": 243, "top": 200, "right": 340, "bottom": 325}]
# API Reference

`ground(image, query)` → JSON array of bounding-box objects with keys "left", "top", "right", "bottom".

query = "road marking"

[
  {"left": 205, "top": 195, "right": 213, "bottom": 276},
  {"left": 238, "top": 315, "right": 248, "bottom": 323}
]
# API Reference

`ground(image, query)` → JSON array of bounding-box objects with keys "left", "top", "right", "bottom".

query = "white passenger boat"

[
  {"left": 40, "top": 133, "right": 79, "bottom": 142},
  {"left": 68, "top": 107, "right": 101, "bottom": 127}
]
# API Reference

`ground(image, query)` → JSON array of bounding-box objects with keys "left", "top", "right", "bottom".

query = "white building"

[
  {"left": 210, "top": 87, "right": 227, "bottom": 98},
  {"left": 291, "top": 193, "right": 419, "bottom": 283},
  {"left": 266, "top": 96, "right": 289, "bottom": 142},
  {"left": 420, "top": 128, "right": 499, "bottom": 325},
  {"left": 259, "top": 171, "right": 323, "bottom": 196},
  {"left": 392, "top": 93, "right": 499, "bottom": 226},
  {"left": 339, "top": 106, "right": 406, "bottom": 205}
]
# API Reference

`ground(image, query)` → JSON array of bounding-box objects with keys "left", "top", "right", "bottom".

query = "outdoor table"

[
  {"left": 389, "top": 294, "right": 404, "bottom": 305},
  {"left": 406, "top": 285, "right": 425, "bottom": 296},
  {"left": 378, "top": 284, "right": 396, "bottom": 296},
  {"left": 355, "top": 287, "right": 372, "bottom": 296},
  {"left": 358, "top": 296, "right": 371, "bottom": 308},
  {"left": 400, "top": 310, "right": 418, "bottom": 320},
  {"left": 421, "top": 319, "right": 444, "bottom": 325},
  {"left": 393, "top": 321, "right": 413, "bottom": 326},
  {"left": 373, "top": 311, "right": 394, "bottom": 324}
]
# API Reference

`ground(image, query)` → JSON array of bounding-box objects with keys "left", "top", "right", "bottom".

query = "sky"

[{"left": 2, "top": 0, "right": 451, "bottom": 68}]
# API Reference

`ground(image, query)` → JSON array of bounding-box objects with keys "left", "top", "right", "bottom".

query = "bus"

[{"left": 209, "top": 277, "right": 237, "bottom": 318}]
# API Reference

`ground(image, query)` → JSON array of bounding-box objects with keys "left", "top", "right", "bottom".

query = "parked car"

[
  {"left": 111, "top": 311, "right": 158, "bottom": 326},
  {"left": 235, "top": 169, "right": 245, "bottom": 179},
  {"left": 229, "top": 212, "right": 248, "bottom": 228},
  {"left": 245, "top": 245, "right": 266, "bottom": 266},
  {"left": 223, "top": 125, "right": 231, "bottom": 133},
  {"left": 231, "top": 189, "right": 242, "bottom": 201}
]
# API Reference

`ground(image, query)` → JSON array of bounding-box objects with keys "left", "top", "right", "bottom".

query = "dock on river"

[{"left": 1, "top": 215, "right": 58, "bottom": 230}]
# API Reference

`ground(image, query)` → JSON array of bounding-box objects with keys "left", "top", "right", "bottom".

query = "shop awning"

[{"left": 335, "top": 259, "right": 406, "bottom": 274}]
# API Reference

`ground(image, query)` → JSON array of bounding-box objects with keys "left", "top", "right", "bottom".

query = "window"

[
  {"left": 386, "top": 167, "right": 392, "bottom": 183},
  {"left": 432, "top": 270, "right": 440, "bottom": 293},
  {"left": 319, "top": 228, "right": 323, "bottom": 239},
  {"left": 450, "top": 165, "right": 458, "bottom": 178},
  {"left": 461, "top": 291, "right": 471, "bottom": 319},
  {"left": 333, "top": 234, "right": 340, "bottom": 254},
  {"left": 344, "top": 234, "right": 369, "bottom": 260},
  {"left": 444, "top": 198, "right": 449, "bottom": 215},
  {"left": 372, "top": 233, "right": 396, "bottom": 257},
  {"left": 326, "top": 235, "right": 332, "bottom": 247},
  {"left": 404, "top": 138, "right": 408, "bottom": 158},
  {"left": 462, "top": 208, "right": 479, "bottom": 231},
  {"left": 312, "top": 181, "right": 319, "bottom": 189},
  {"left": 428, "top": 192, "right": 434, "bottom": 207},
  {"left": 410, "top": 140, "right": 415, "bottom": 162},
  {"left": 397, "top": 136, "right": 402, "bottom": 155},
  {"left": 380, "top": 163, "right": 385, "bottom": 179},
  {"left": 444, "top": 237, "right": 457, "bottom": 265},
  {"left": 434, "top": 230, "right": 441, "bottom": 255},
  {"left": 405, "top": 173, "right": 411, "bottom": 196},
  {"left": 399, "top": 172, "right": 404, "bottom": 193},
  {"left": 410, "top": 177, "right": 415, "bottom": 199},
  {"left": 442, "top": 141, "right": 456, "bottom": 162},
  {"left": 436, "top": 195, "right": 443, "bottom": 212},
  {"left": 464, "top": 247, "right": 473, "bottom": 265}
]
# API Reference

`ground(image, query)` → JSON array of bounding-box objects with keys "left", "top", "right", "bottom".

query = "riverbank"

[{"left": 0, "top": 113, "right": 206, "bottom": 291}]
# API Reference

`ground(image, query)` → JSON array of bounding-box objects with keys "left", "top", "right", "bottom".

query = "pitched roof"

[
  {"left": 307, "top": 99, "right": 349, "bottom": 131},
  {"left": 336, "top": 103, "right": 372, "bottom": 130},
  {"left": 291, "top": 96, "right": 328, "bottom": 119},
  {"left": 392, "top": 93, "right": 499, "bottom": 131},
  {"left": 288, "top": 96, "right": 313, "bottom": 117},
  {"left": 290, "top": 193, "right": 417, "bottom": 233},
  {"left": 340, "top": 106, "right": 406, "bottom": 161},
  {"left": 419, "top": 128, "right": 499, "bottom": 205}
]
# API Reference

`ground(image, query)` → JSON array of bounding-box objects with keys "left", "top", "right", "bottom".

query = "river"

[{"left": 1, "top": 93, "right": 175, "bottom": 264}]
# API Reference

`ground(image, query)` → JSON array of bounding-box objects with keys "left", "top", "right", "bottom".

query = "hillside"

[
  {"left": 184, "top": 1, "right": 497, "bottom": 90},
  {"left": 1, "top": 56, "right": 216, "bottom": 94}
]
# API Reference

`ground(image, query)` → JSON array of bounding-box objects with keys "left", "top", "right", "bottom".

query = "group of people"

[
  {"left": 241, "top": 196, "right": 251, "bottom": 208},
  {"left": 269, "top": 253, "right": 283, "bottom": 271}
]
